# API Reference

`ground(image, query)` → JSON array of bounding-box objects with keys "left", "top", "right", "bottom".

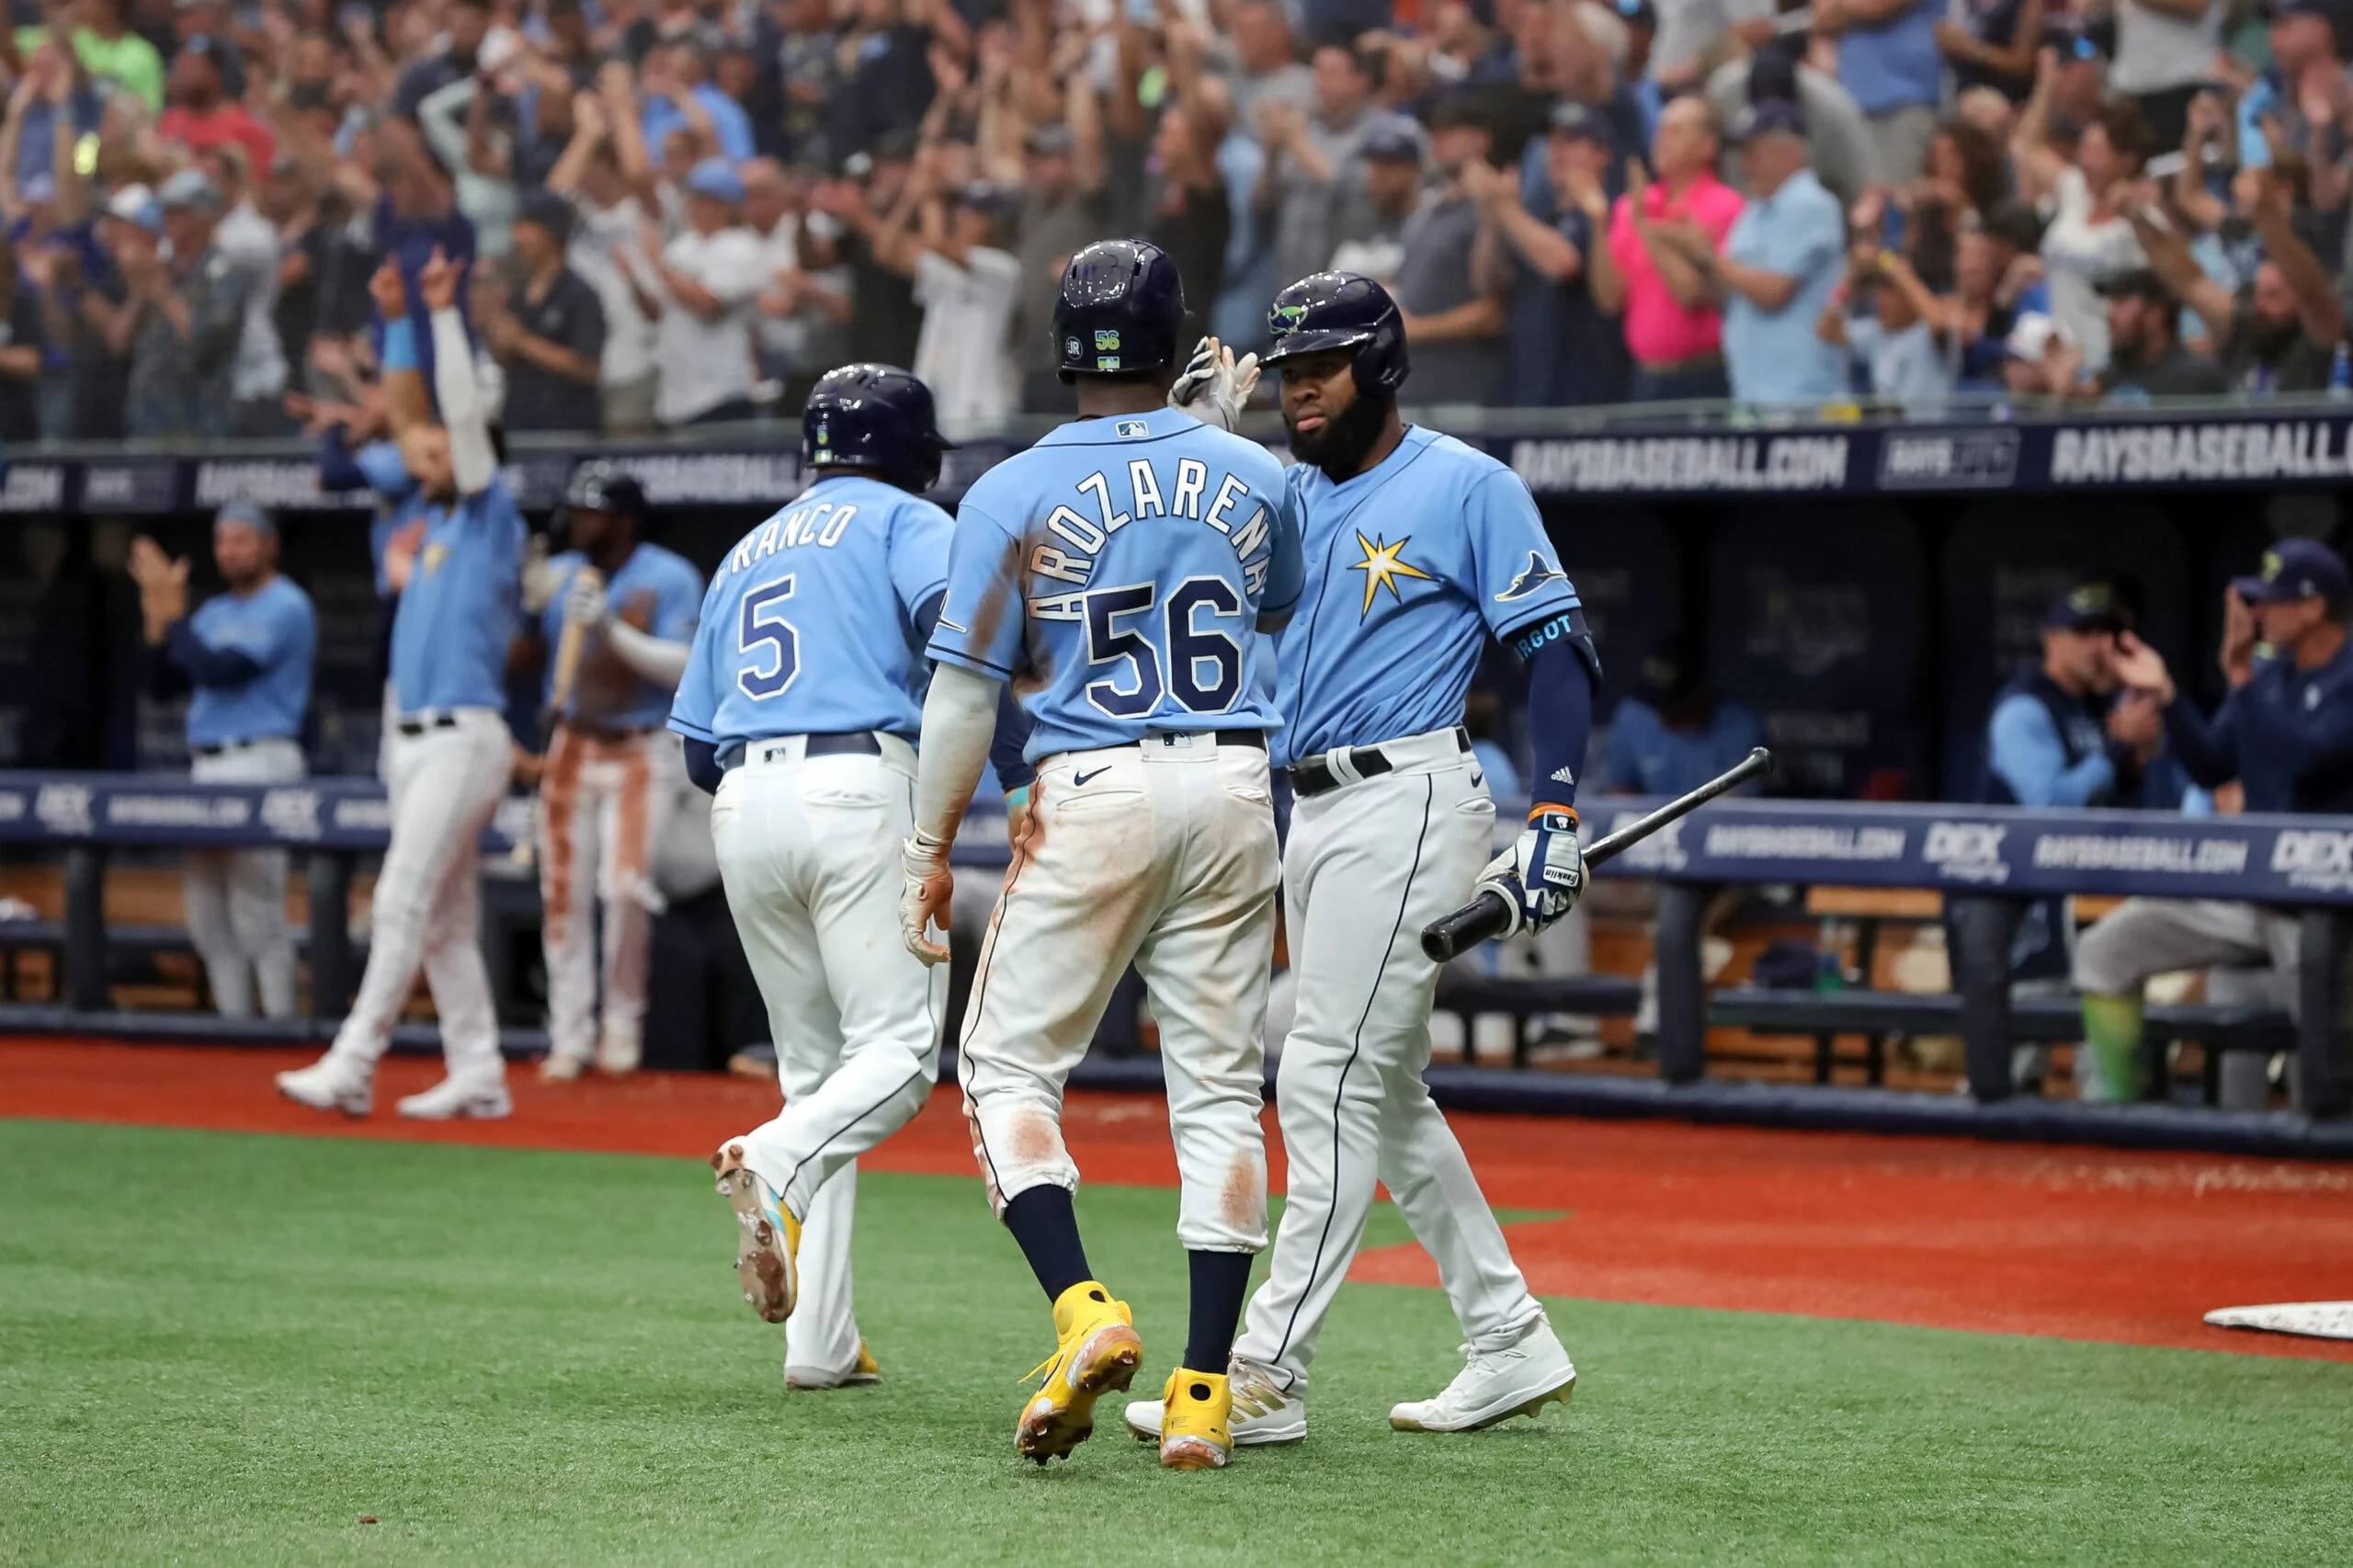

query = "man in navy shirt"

[
  {"left": 126, "top": 502, "right": 315, "bottom": 1020},
  {"left": 2075, "top": 540, "right": 2353, "bottom": 1101}
]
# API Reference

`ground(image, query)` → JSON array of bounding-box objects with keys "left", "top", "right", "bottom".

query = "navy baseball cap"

[
  {"left": 1360, "top": 119, "right": 1425, "bottom": 164},
  {"left": 2233, "top": 539, "right": 2349, "bottom": 603},
  {"left": 2275, "top": 0, "right": 2338, "bottom": 21},
  {"left": 2045, "top": 582, "right": 2131, "bottom": 632},
  {"left": 1729, "top": 98, "right": 1806, "bottom": 143},
  {"left": 516, "top": 190, "right": 574, "bottom": 242},
  {"left": 1549, "top": 100, "right": 1613, "bottom": 149}
]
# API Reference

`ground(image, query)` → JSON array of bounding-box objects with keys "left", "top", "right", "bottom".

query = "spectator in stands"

[
  {"left": 2067, "top": 267, "right": 2226, "bottom": 403},
  {"left": 2130, "top": 170, "right": 2343, "bottom": 396},
  {"left": 12, "top": 0, "right": 163, "bottom": 113},
  {"left": 6, "top": 40, "right": 103, "bottom": 203},
  {"left": 643, "top": 157, "right": 764, "bottom": 426},
  {"left": 125, "top": 505, "right": 314, "bottom": 1021},
  {"left": 393, "top": 0, "right": 496, "bottom": 121},
  {"left": 1597, "top": 94, "right": 1742, "bottom": 401},
  {"left": 112, "top": 173, "right": 249, "bottom": 438},
  {"left": 1997, "top": 308, "right": 2075, "bottom": 399},
  {"left": 1146, "top": 85, "right": 1234, "bottom": 356},
  {"left": 1009, "top": 108, "right": 1108, "bottom": 415},
  {"left": 1325, "top": 119, "right": 1422, "bottom": 283},
  {"left": 2108, "top": 0, "right": 2222, "bottom": 151},
  {"left": 2234, "top": 0, "right": 2344, "bottom": 178},
  {"left": 1713, "top": 100, "right": 1847, "bottom": 407},
  {"left": 2083, "top": 542, "right": 2353, "bottom": 1102},
  {"left": 901, "top": 173, "right": 1020, "bottom": 438},
  {"left": 488, "top": 192, "right": 607, "bottom": 433},
  {"left": 1256, "top": 40, "right": 1404, "bottom": 297},
  {"left": 188, "top": 153, "right": 288, "bottom": 438},
  {"left": 158, "top": 35, "right": 273, "bottom": 177},
  {"left": 1946, "top": 202, "right": 2051, "bottom": 391},
  {"left": 1817, "top": 0, "right": 1943, "bottom": 183},
  {"left": 1470, "top": 98, "right": 1631, "bottom": 408},
  {"left": 1821, "top": 245, "right": 1957, "bottom": 411},
  {"left": 746, "top": 157, "right": 851, "bottom": 411},
  {"left": 1936, "top": 0, "right": 2043, "bottom": 104},
  {"left": 814, "top": 134, "right": 925, "bottom": 374},
  {"left": 642, "top": 38, "right": 756, "bottom": 165},
  {"left": 2013, "top": 51, "right": 2151, "bottom": 372},
  {"left": 1391, "top": 97, "right": 1506, "bottom": 404},
  {"left": 0, "top": 232, "right": 43, "bottom": 442},
  {"left": 549, "top": 79, "right": 660, "bottom": 434}
]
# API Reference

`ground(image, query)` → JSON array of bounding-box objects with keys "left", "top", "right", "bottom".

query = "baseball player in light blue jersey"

[
  {"left": 1130, "top": 272, "right": 1597, "bottom": 1449},
  {"left": 125, "top": 502, "right": 315, "bottom": 1020},
  {"left": 684, "top": 365, "right": 973, "bottom": 1392},
  {"left": 527, "top": 464, "right": 703, "bottom": 1083},
  {"left": 278, "top": 251, "right": 526, "bottom": 1121},
  {"left": 899, "top": 240, "right": 1299, "bottom": 1471}
]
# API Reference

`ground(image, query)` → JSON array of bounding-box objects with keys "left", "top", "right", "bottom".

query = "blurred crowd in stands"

[{"left": 0, "top": 0, "right": 2350, "bottom": 446}]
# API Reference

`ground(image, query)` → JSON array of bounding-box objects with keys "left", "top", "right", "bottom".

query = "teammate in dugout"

[
  {"left": 1126, "top": 271, "right": 1596, "bottom": 1448},
  {"left": 2078, "top": 539, "right": 2353, "bottom": 1101},
  {"left": 683, "top": 365, "right": 1012, "bottom": 1392},
  {"left": 523, "top": 464, "right": 703, "bottom": 1082},
  {"left": 125, "top": 502, "right": 316, "bottom": 1020},
  {"left": 277, "top": 249, "right": 526, "bottom": 1121},
  {"left": 900, "top": 239, "right": 1301, "bottom": 1470}
]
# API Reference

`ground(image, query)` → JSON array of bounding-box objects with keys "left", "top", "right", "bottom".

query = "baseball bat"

[
  {"left": 547, "top": 566, "right": 602, "bottom": 719},
  {"left": 1418, "top": 745, "right": 1776, "bottom": 963}
]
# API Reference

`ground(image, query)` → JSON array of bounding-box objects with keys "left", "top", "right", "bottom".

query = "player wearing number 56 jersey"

[
  {"left": 1129, "top": 272, "right": 1600, "bottom": 1450},
  {"left": 901, "top": 240, "right": 1302, "bottom": 1471},
  {"left": 676, "top": 365, "right": 960, "bottom": 1393}
]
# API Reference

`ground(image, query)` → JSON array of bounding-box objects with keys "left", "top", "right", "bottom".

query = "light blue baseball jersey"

[
  {"left": 358, "top": 440, "right": 419, "bottom": 600},
  {"left": 537, "top": 542, "right": 705, "bottom": 730},
  {"left": 186, "top": 575, "right": 316, "bottom": 746},
  {"left": 928, "top": 408, "right": 1303, "bottom": 763},
  {"left": 669, "top": 474, "right": 953, "bottom": 753},
  {"left": 389, "top": 478, "right": 528, "bottom": 714},
  {"left": 1273, "top": 426, "right": 1578, "bottom": 767}
]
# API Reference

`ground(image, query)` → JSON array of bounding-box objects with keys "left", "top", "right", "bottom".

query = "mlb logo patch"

[
  {"left": 1094, "top": 329, "right": 1121, "bottom": 351},
  {"left": 1096, "top": 355, "right": 1121, "bottom": 371},
  {"left": 1116, "top": 419, "right": 1149, "bottom": 438}
]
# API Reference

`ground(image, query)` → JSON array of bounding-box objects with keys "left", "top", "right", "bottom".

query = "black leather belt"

[
  {"left": 192, "top": 736, "right": 283, "bottom": 757},
  {"left": 1290, "top": 727, "right": 1469, "bottom": 798},
  {"left": 722, "top": 731, "right": 883, "bottom": 771},
  {"left": 1141, "top": 730, "right": 1266, "bottom": 751},
  {"left": 395, "top": 715, "right": 460, "bottom": 738}
]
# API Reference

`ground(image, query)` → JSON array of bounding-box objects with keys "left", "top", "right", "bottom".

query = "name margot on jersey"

[
  {"left": 1020, "top": 457, "right": 1277, "bottom": 621},
  {"left": 723, "top": 494, "right": 861, "bottom": 574}
]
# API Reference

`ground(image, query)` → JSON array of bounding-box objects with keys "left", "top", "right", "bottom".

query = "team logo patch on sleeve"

[{"left": 1495, "top": 551, "right": 1569, "bottom": 602}]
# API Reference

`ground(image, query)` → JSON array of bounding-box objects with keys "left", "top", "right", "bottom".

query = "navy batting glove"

[{"left": 1474, "top": 810, "right": 1585, "bottom": 938}]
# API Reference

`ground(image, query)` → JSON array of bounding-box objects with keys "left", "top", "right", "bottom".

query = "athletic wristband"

[
  {"left": 381, "top": 317, "right": 418, "bottom": 373},
  {"left": 1005, "top": 784, "right": 1031, "bottom": 810},
  {"left": 1530, "top": 804, "right": 1577, "bottom": 826}
]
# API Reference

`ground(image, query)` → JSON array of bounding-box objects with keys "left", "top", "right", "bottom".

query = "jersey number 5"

[
  {"left": 1084, "top": 577, "right": 1243, "bottom": 720},
  {"left": 737, "top": 575, "right": 800, "bottom": 700}
]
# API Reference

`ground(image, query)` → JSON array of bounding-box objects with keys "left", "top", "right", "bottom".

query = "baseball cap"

[
  {"left": 105, "top": 182, "right": 163, "bottom": 234},
  {"left": 1360, "top": 119, "right": 1425, "bottom": 164},
  {"left": 2044, "top": 582, "right": 2131, "bottom": 633},
  {"left": 1729, "top": 97, "right": 1805, "bottom": 143},
  {"left": 952, "top": 179, "right": 1019, "bottom": 217},
  {"left": 1549, "top": 99, "right": 1613, "bottom": 150},
  {"left": 2098, "top": 267, "right": 2172, "bottom": 305},
  {"left": 2275, "top": 0, "right": 2338, "bottom": 20},
  {"left": 2004, "top": 310, "right": 2071, "bottom": 360},
  {"left": 2232, "top": 539, "right": 2349, "bottom": 604},
  {"left": 214, "top": 500, "right": 275, "bottom": 536},
  {"left": 684, "top": 157, "right": 745, "bottom": 205},
  {"left": 158, "top": 168, "right": 222, "bottom": 212},
  {"left": 516, "top": 189, "right": 574, "bottom": 241}
]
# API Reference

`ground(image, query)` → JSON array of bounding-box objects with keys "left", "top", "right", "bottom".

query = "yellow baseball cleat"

[
  {"left": 712, "top": 1142, "right": 800, "bottom": 1324},
  {"left": 1016, "top": 1280, "right": 1143, "bottom": 1464},
  {"left": 1156, "top": 1369, "right": 1233, "bottom": 1471}
]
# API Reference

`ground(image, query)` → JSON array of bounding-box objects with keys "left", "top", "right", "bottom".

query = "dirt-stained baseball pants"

[{"left": 537, "top": 723, "right": 685, "bottom": 1066}]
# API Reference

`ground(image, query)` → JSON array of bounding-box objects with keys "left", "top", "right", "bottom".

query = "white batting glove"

[
  {"left": 1473, "top": 811, "right": 1585, "bottom": 937},
  {"left": 519, "top": 532, "right": 563, "bottom": 614},
  {"left": 899, "top": 830, "right": 954, "bottom": 965},
  {"left": 563, "top": 567, "right": 608, "bottom": 628},
  {"left": 1168, "top": 335, "right": 1261, "bottom": 434}
]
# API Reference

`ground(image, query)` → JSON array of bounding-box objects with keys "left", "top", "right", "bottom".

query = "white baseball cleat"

[
  {"left": 1389, "top": 1317, "right": 1576, "bottom": 1434},
  {"left": 787, "top": 1341, "right": 881, "bottom": 1391},
  {"left": 275, "top": 1052, "right": 374, "bottom": 1117},
  {"left": 394, "top": 1074, "right": 514, "bottom": 1120},
  {"left": 597, "top": 1027, "right": 642, "bottom": 1078},
  {"left": 538, "top": 1051, "right": 591, "bottom": 1083},
  {"left": 1125, "top": 1358, "right": 1306, "bottom": 1446}
]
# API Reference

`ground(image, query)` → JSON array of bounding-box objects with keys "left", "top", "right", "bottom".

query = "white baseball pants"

[
  {"left": 330, "top": 709, "right": 512, "bottom": 1081},
  {"left": 185, "top": 738, "right": 304, "bottom": 1019},
  {"left": 537, "top": 724, "right": 685, "bottom": 1065},
  {"left": 711, "top": 736, "right": 948, "bottom": 1377},
  {"left": 1233, "top": 728, "right": 1545, "bottom": 1392},
  {"left": 960, "top": 733, "right": 1280, "bottom": 1254}
]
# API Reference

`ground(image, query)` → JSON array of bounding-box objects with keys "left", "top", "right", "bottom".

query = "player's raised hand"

[
  {"left": 2109, "top": 631, "right": 2176, "bottom": 705},
  {"left": 898, "top": 832, "right": 954, "bottom": 965},
  {"left": 418, "top": 246, "right": 461, "bottom": 312},
  {"left": 1169, "top": 337, "right": 1259, "bottom": 434},
  {"left": 563, "top": 566, "right": 609, "bottom": 628},
  {"left": 368, "top": 256, "right": 408, "bottom": 322}
]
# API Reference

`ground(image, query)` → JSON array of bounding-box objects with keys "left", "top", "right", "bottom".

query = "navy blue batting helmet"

[
  {"left": 1051, "top": 238, "right": 1186, "bottom": 381},
  {"left": 564, "top": 460, "right": 646, "bottom": 517},
  {"left": 1258, "top": 271, "right": 1410, "bottom": 396},
  {"left": 802, "top": 363, "right": 954, "bottom": 491}
]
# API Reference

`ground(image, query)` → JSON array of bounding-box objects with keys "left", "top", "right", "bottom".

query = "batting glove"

[
  {"left": 563, "top": 567, "right": 608, "bottom": 628},
  {"left": 1168, "top": 335, "right": 1261, "bottom": 434},
  {"left": 1473, "top": 811, "right": 1585, "bottom": 937},
  {"left": 519, "top": 532, "right": 563, "bottom": 614},
  {"left": 899, "top": 830, "right": 954, "bottom": 966}
]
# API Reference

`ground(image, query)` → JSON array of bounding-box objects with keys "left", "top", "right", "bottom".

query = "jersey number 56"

[{"left": 1084, "top": 577, "right": 1242, "bottom": 720}]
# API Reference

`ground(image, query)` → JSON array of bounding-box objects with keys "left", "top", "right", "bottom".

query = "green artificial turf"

[{"left": 3, "top": 1119, "right": 2347, "bottom": 1566}]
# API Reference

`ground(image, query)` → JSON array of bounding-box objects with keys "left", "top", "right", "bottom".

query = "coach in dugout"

[
  {"left": 125, "top": 503, "right": 316, "bottom": 1019},
  {"left": 2078, "top": 540, "right": 2353, "bottom": 1102}
]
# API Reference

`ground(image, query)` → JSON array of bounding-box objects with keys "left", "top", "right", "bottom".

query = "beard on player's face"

[{"left": 1286, "top": 379, "right": 1392, "bottom": 481}]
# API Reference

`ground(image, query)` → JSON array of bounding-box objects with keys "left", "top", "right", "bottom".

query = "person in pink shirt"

[{"left": 1595, "top": 97, "right": 1745, "bottom": 401}]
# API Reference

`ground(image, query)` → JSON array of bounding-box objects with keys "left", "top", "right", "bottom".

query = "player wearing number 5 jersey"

[
  {"left": 902, "top": 240, "right": 1302, "bottom": 1471},
  {"left": 1129, "top": 272, "right": 1600, "bottom": 1449},
  {"left": 675, "top": 365, "right": 961, "bottom": 1392}
]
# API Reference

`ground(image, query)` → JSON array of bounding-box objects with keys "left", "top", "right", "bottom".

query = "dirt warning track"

[{"left": 6, "top": 1038, "right": 2350, "bottom": 1362}]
